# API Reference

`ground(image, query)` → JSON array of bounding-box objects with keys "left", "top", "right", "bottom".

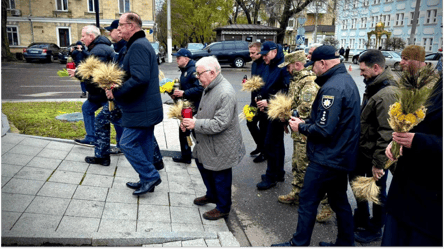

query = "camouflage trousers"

[
  {"left": 291, "top": 140, "right": 328, "bottom": 204},
  {"left": 94, "top": 102, "right": 162, "bottom": 163}
]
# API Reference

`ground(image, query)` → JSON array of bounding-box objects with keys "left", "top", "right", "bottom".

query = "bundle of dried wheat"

[
  {"left": 267, "top": 92, "right": 293, "bottom": 121},
  {"left": 76, "top": 56, "right": 103, "bottom": 80},
  {"left": 241, "top": 76, "right": 265, "bottom": 92}
]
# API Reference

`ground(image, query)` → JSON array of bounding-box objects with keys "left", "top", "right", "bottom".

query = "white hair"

[
  {"left": 195, "top": 56, "right": 221, "bottom": 74},
  {"left": 83, "top": 25, "right": 101, "bottom": 38}
]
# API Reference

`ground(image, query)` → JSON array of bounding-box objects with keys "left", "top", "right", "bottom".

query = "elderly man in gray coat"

[{"left": 181, "top": 56, "right": 246, "bottom": 220}]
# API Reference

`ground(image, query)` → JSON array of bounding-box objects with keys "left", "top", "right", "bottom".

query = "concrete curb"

[{"left": 2, "top": 230, "right": 224, "bottom": 246}]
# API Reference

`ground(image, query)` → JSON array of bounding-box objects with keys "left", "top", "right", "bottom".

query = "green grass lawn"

[{"left": 2, "top": 101, "right": 117, "bottom": 144}]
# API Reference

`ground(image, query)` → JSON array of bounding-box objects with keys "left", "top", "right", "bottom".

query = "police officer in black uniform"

[
  {"left": 171, "top": 48, "right": 204, "bottom": 164},
  {"left": 272, "top": 45, "right": 360, "bottom": 246}
]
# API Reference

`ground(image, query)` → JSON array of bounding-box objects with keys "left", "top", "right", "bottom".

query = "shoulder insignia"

[{"left": 321, "top": 95, "right": 334, "bottom": 109}]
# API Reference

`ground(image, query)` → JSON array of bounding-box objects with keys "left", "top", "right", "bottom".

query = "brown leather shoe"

[
  {"left": 202, "top": 208, "right": 229, "bottom": 220},
  {"left": 193, "top": 195, "right": 216, "bottom": 206}
]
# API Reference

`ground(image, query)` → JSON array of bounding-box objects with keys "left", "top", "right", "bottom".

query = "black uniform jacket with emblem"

[
  {"left": 179, "top": 59, "right": 203, "bottom": 113},
  {"left": 299, "top": 63, "right": 361, "bottom": 172}
]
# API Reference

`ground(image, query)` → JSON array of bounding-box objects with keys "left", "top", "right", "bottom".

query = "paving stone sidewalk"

[{"left": 1, "top": 106, "right": 240, "bottom": 246}]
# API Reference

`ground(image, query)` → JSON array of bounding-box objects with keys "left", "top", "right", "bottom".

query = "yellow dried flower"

[
  {"left": 160, "top": 81, "right": 174, "bottom": 93},
  {"left": 405, "top": 113, "right": 417, "bottom": 124},
  {"left": 415, "top": 109, "right": 425, "bottom": 119}
]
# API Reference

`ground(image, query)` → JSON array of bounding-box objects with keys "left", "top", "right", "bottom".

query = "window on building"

[
  {"left": 288, "top": 19, "right": 294, "bottom": 27},
  {"left": 360, "top": 17, "right": 367, "bottom": 28},
  {"left": 371, "top": 16, "right": 379, "bottom": 28},
  {"left": 396, "top": 13, "right": 404, "bottom": 26},
  {"left": 423, "top": 38, "right": 433, "bottom": 52},
  {"left": 7, "top": 0, "right": 15, "bottom": 9},
  {"left": 119, "top": 0, "right": 130, "bottom": 13},
  {"left": 382, "top": 15, "right": 391, "bottom": 27},
  {"left": 88, "top": 0, "right": 95, "bottom": 12},
  {"left": 426, "top": 9, "right": 437, "bottom": 24},
  {"left": 351, "top": 19, "right": 356, "bottom": 29},
  {"left": 410, "top": 12, "right": 419, "bottom": 25},
  {"left": 58, "top": 28, "right": 70, "bottom": 47},
  {"left": 56, "top": 0, "right": 68, "bottom": 11},
  {"left": 342, "top": 20, "right": 347, "bottom": 29},
  {"left": 373, "top": 0, "right": 380, "bottom": 4},
  {"left": 350, "top": 39, "right": 355, "bottom": 49},
  {"left": 353, "top": 0, "right": 358, "bottom": 8},
  {"left": 363, "top": 0, "right": 369, "bottom": 6},
  {"left": 7, "top": 26, "right": 19, "bottom": 46}
]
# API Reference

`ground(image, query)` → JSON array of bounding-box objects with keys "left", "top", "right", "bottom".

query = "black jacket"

[
  {"left": 113, "top": 39, "right": 127, "bottom": 63},
  {"left": 250, "top": 58, "right": 266, "bottom": 107},
  {"left": 386, "top": 77, "right": 443, "bottom": 241},
  {"left": 299, "top": 63, "right": 361, "bottom": 172},
  {"left": 258, "top": 45, "right": 291, "bottom": 99},
  {"left": 113, "top": 31, "right": 163, "bottom": 128},
  {"left": 179, "top": 59, "right": 203, "bottom": 112},
  {"left": 77, "top": 35, "right": 116, "bottom": 104}
]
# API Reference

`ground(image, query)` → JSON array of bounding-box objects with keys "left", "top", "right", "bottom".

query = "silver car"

[{"left": 381, "top": 51, "right": 402, "bottom": 71}]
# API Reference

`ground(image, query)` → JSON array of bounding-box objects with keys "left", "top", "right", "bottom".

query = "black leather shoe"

[
  {"left": 126, "top": 181, "right": 141, "bottom": 189},
  {"left": 133, "top": 178, "right": 162, "bottom": 195},
  {"left": 172, "top": 156, "right": 191, "bottom": 164},
  {"left": 85, "top": 156, "right": 110, "bottom": 166},
  {"left": 253, "top": 153, "right": 267, "bottom": 163},
  {"left": 257, "top": 178, "right": 277, "bottom": 190},
  {"left": 261, "top": 174, "right": 285, "bottom": 182},
  {"left": 154, "top": 160, "right": 164, "bottom": 170},
  {"left": 250, "top": 148, "right": 261, "bottom": 156},
  {"left": 74, "top": 139, "right": 95, "bottom": 147}
]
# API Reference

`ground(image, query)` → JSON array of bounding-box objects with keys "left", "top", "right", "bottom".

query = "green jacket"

[{"left": 359, "top": 66, "right": 397, "bottom": 169}]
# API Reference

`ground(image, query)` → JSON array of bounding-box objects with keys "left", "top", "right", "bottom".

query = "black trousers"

[
  {"left": 264, "top": 119, "right": 285, "bottom": 181},
  {"left": 381, "top": 213, "right": 442, "bottom": 246},
  {"left": 246, "top": 111, "right": 267, "bottom": 152},
  {"left": 179, "top": 128, "right": 192, "bottom": 159}
]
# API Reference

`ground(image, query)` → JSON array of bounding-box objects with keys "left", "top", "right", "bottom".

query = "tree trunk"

[
  {"left": 235, "top": 0, "right": 252, "bottom": 24},
  {"left": 1, "top": 0, "right": 15, "bottom": 61},
  {"left": 277, "top": 0, "right": 315, "bottom": 44}
]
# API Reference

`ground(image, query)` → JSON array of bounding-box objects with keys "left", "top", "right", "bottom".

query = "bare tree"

[
  {"left": 384, "top": 37, "right": 406, "bottom": 51},
  {"left": 323, "top": 36, "right": 339, "bottom": 48}
]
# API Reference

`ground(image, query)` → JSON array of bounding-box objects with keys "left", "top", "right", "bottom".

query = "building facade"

[
  {"left": 6, "top": 0, "right": 156, "bottom": 53},
  {"left": 284, "top": 0, "right": 336, "bottom": 49},
  {"left": 335, "top": 0, "right": 442, "bottom": 53}
]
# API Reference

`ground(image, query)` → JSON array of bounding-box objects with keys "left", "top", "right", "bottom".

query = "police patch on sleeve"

[
  {"left": 322, "top": 95, "right": 334, "bottom": 109},
  {"left": 319, "top": 110, "right": 328, "bottom": 125}
]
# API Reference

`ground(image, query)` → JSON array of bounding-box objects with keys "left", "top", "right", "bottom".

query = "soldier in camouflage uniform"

[{"left": 277, "top": 50, "right": 333, "bottom": 223}]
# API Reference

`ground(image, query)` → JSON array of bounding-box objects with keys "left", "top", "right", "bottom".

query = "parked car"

[
  {"left": 58, "top": 43, "right": 78, "bottom": 64},
  {"left": 23, "top": 43, "right": 60, "bottom": 63},
  {"left": 425, "top": 52, "right": 442, "bottom": 68},
  {"left": 381, "top": 50, "right": 402, "bottom": 71},
  {"left": 150, "top": 42, "right": 166, "bottom": 65},
  {"left": 352, "top": 50, "right": 368, "bottom": 64},
  {"left": 186, "top": 43, "right": 205, "bottom": 52},
  {"left": 189, "top": 40, "right": 252, "bottom": 68}
]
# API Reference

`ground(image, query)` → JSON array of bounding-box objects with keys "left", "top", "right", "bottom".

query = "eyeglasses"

[
  {"left": 118, "top": 22, "right": 132, "bottom": 27},
  {"left": 193, "top": 70, "right": 211, "bottom": 78}
]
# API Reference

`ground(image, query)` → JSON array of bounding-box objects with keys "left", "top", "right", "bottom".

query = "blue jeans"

[
  {"left": 94, "top": 102, "right": 123, "bottom": 158},
  {"left": 80, "top": 81, "right": 86, "bottom": 93},
  {"left": 195, "top": 158, "right": 232, "bottom": 213},
  {"left": 82, "top": 100, "right": 106, "bottom": 142},
  {"left": 119, "top": 126, "right": 160, "bottom": 183},
  {"left": 291, "top": 162, "right": 354, "bottom": 246}
]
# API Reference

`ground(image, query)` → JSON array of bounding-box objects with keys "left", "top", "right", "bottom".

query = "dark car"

[
  {"left": 23, "top": 43, "right": 60, "bottom": 63},
  {"left": 58, "top": 43, "right": 78, "bottom": 64},
  {"left": 189, "top": 40, "right": 252, "bottom": 68},
  {"left": 352, "top": 50, "right": 368, "bottom": 64},
  {"left": 150, "top": 42, "right": 166, "bottom": 65},
  {"left": 425, "top": 52, "right": 443, "bottom": 68}
]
